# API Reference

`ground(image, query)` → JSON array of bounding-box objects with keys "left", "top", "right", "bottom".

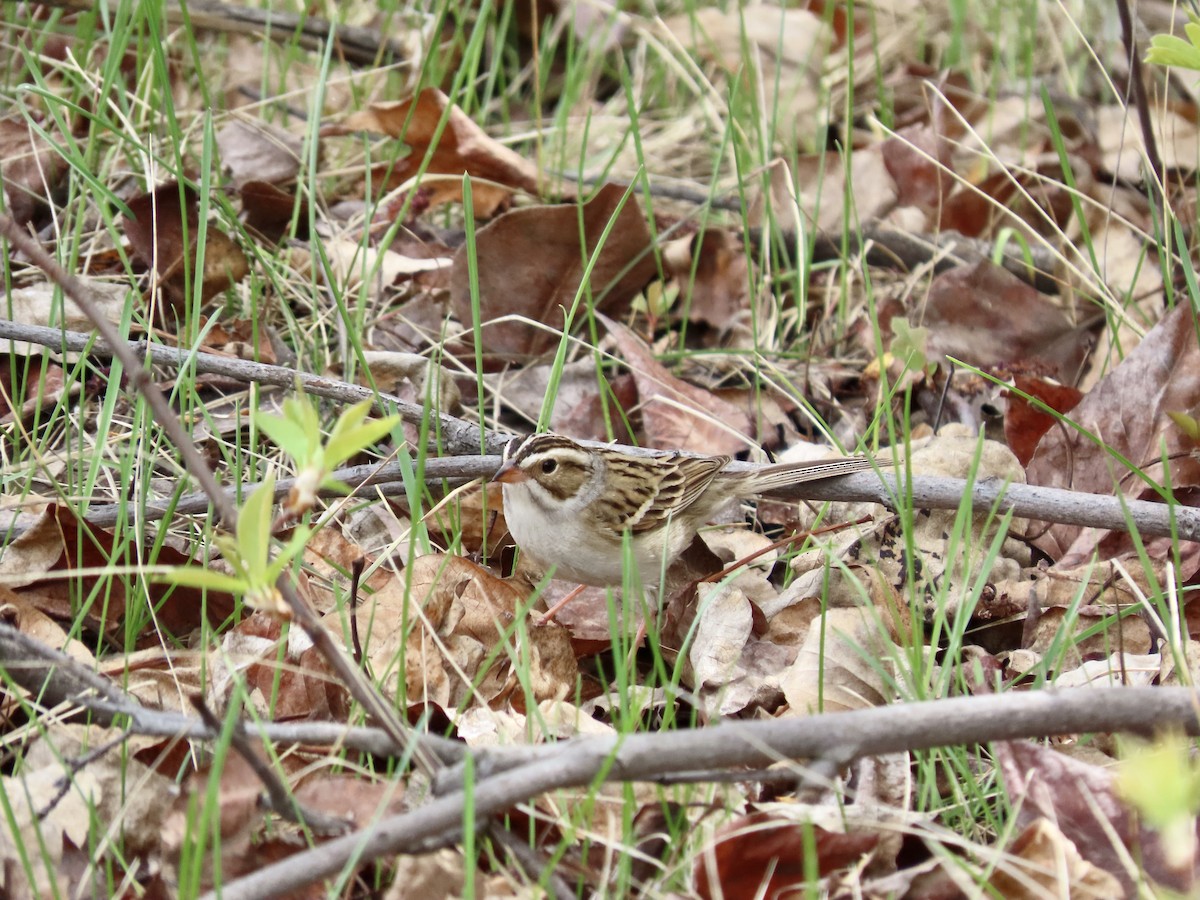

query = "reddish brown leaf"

[
  {"left": 450, "top": 185, "right": 658, "bottom": 362},
  {"left": 604, "top": 316, "right": 754, "bottom": 455},
  {"left": 696, "top": 812, "right": 879, "bottom": 900},
  {"left": 239, "top": 180, "right": 308, "bottom": 244},
  {"left": 1005, "top": 374, "right": 1083, "bottom": 466},
  {"left": 229, "top": 612, "right": 350, "bottom": 721},
  {"left": 10, "top": 505, "right": 236, "bottom": 641},
  {"left": 122, "top": 182, "right": 249, "bottom": 308}
]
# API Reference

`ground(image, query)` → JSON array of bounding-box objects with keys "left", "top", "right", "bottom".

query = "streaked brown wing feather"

[{"left": 599, "top": 453, "right": 728, "bottom": 534}]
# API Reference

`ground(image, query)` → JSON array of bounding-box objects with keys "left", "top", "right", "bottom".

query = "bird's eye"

[{"left": 541, "top": 458, "right": 558, "bottom": 474}]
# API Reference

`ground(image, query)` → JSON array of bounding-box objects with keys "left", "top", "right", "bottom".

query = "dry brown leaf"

[
  {"left": 987, "top": 818, "right": 1124, "bottom": 899},
  {"left": 0, "top": 282, "right": 128, "bottom": 355},
  {"left": 0, "top": 586, "right": 95, "bottom": 664},
  {"left": 517, "top": 623, "right": 579, "bottom": 705},
  {"left": 1160, "top": 639, "right": 1200, "bottom": 687},
  {"left": 779, "top": 605, "right": 895, "bottom": 715},
  {"left": 123, "top": 181, "right": 250, "bottom": 307},
  {"left": 0, "top": 117, "right": 67, "bottom": 226},
  {"left": 326, "top": 88, "right": 542, "bottom": 216},
  {"left": 1023, "top": 606, "right": 1153, "bottom": 666},
  {"left": 210, "top": 612, "right": 349, "bottom": 721},
  {"left": 450, "top": 184, "right": 657, "bottom": 362},
  {"left": 312, "top": 236, "right": 452, "bottom": 299},
  {"left": 1095, "top": 103, "right": 1200, "bottom": 182},
  {"left": 994, "top": 740, "right": 1200, "bottom": 895},
  {"left": 98, "top": 645, "right": 203, "bottom": 713},
  {"left": 198, "top": 315, "right": 280, "bottom": 365},
  {"left": 216, "top": 119, "right": 302, "bottom": 188},
  {"left": 362, "top": 555, "right": 530, "bottom": 709},
  {"left": 604, "top": 316, "right": 754, "bottom": 454},
  {"left": 696, "top": 812, "right": 879, "bottom": 900},
  {"left": 358, "top": 349, "right": 461, "bottom": 415},
  {"left": 0, "top": 766, "right": 98, "bottom": 898},
  {"left": 793, "top": 146, "right": 898, "bottom": 232},
  {"left": 5, "top": 725, "right": 172, "bottom": 898},
  {"left": 1026, "top": 300, "right": 1200, "bottom": 571},
  {"left": 162, "top": 752, "right": 266, "bottom": 886},
  {"left": 0, "top": 502, "right": 63, "bottom": 589},
  {"left": 919, "top": 261, "right": 1093, "bottom": 382},
  {"left": 1053, "top": 653, "right": 1161, "bottom": 689},
  {"left": 688, "top": 583, "right": 753, "bottom": 692},
  {"left": 385, "top": 848, "right": 466, "bottom": 900},
  {"left": 0, "top": 353, "right": 67, "bottom": 423}
]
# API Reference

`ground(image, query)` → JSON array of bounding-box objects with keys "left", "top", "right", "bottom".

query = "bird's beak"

[{"left": 493, "top": 460, "right": 526, "bottom": 484}]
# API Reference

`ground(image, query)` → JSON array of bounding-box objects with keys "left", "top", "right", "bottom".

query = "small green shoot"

[
  {"left": 257, "top": 392, "right": 400, "bottom": 517},
  {"left": 160, "top": 471, "right": 309, "bottom": 616},
  {"left": 1116, "top": 732, "right": 1200, "bottom": 868},
  {"left": 159, "top": 392, "right": 396, "bottom": 613},
  {"left": 1146, "top": 16, "right": 1200, "bottom": 71}
]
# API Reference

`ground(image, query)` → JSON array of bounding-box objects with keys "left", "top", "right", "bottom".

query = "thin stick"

[
  {"left": 0, "top": 318, "right": 503, "bottom": 455},
  {"left": 190, "top": 695, "right": 350, "bottom": 836}
]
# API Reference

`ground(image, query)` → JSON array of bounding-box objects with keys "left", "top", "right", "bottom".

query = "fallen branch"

[
  {"left": 211, "top": 685, "right": 1200, "bottom": 900},
  {"left": 0, "top": 318, "right": 500, "bottom": 455},
  {"left": 0, "top": 312, "right": 1185, "bottom": 543},
  {"left": 0, "top": 621, "right": 463, "bottom": 761},
  {"left": 805, "top": 222, "right": 1062, "bottom": 294},
  {"left": 80, "top": 453, "right": 1200, "bottom": 543}
]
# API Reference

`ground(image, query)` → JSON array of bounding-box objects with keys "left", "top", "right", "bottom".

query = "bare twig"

[
  {"left": 82, "top": 455, "right": 499, "bottom": 528},
  {"left": 190, "top": 695, "right": 351, "bottom": 837},
  {"left": 80, "top": 453, "right": 1200, "bottom": 543},
  {"left": 0, "top": 318, "right": 502, "bottom": 455},
  {"left": 803, "top": 222, "right": 1062, "bottom": 294},
  {"left": 0, "top": 621, "right": 465, "bottom": 760}
]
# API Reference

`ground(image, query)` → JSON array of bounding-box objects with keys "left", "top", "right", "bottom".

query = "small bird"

[{"left": 493, "top": 433, "right": 874, "bottom": 588}]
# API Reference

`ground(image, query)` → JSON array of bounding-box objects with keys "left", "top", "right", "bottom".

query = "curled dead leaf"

[{"left": 325, "top": 88, "right": 543, "bottom": 217}]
